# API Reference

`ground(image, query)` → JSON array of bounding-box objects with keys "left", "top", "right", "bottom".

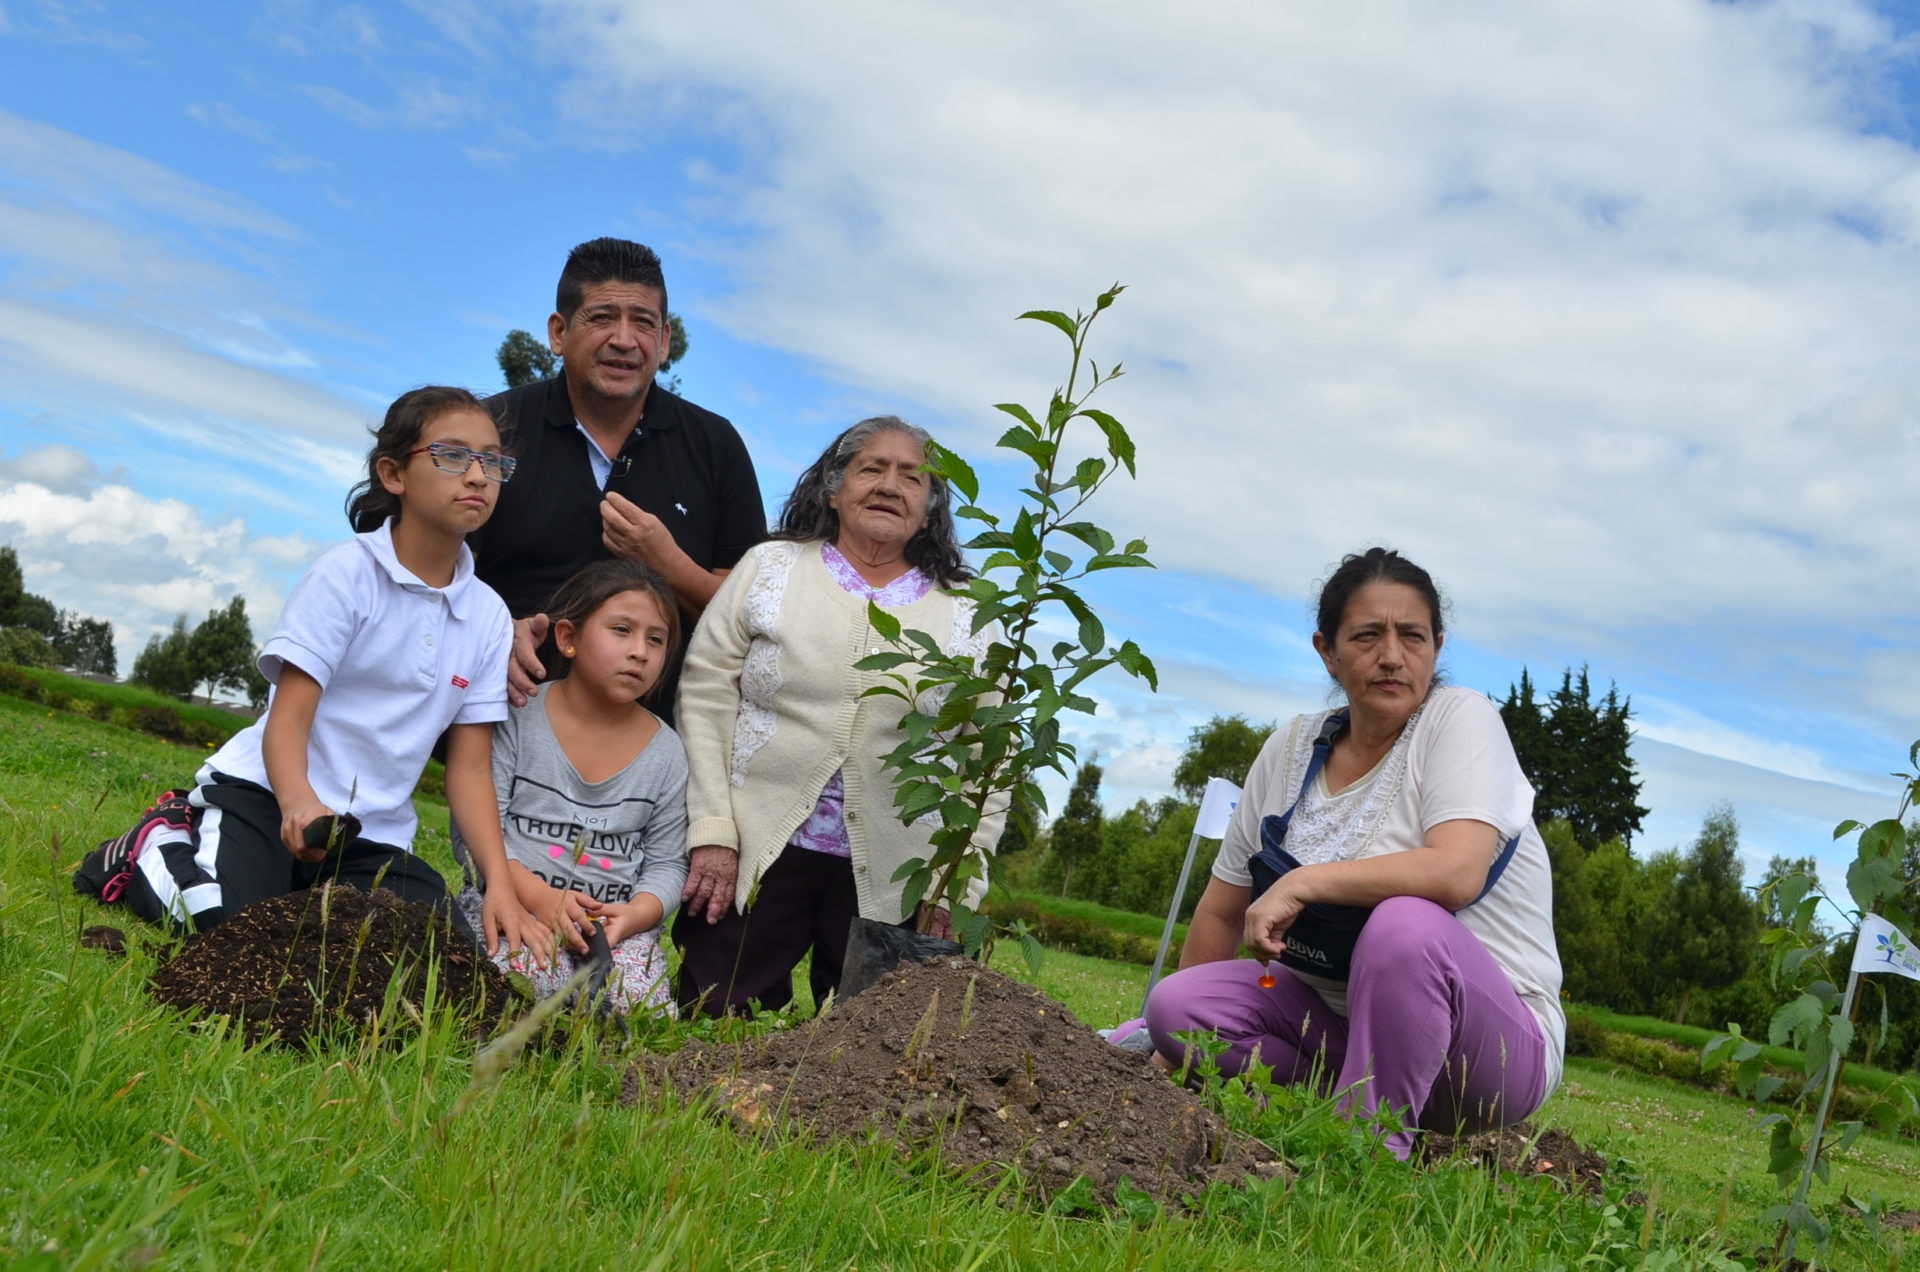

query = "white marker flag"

[
  {"left": 1850, "top": 913, "right": 1920, "bottom": 981},
  {"left": 1194, "top": 777, "right": 1243, "bottom": 840}
]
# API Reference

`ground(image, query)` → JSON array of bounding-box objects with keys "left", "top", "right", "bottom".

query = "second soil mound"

[{"left": 149, "top": 885, "right": 515, "bottom": 1046}]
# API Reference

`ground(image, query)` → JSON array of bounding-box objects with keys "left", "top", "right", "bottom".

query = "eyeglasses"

[{"left": 407, "top": 443, "right": 517, "bottom": 483}]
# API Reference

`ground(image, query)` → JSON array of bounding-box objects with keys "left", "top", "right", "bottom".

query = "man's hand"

[
  {"left": 508, "top": 614, "right": 550, "bottom": 708},
  {"left": 601, "top": 491, "right": 678, "bottom": 571},
  {"left": 681, "top": 845, "right": 739, "bottom": 924}
]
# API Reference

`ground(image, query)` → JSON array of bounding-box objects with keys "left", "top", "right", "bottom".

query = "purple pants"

[{"left": 1144, "top": 896, "right": 1548, "bottom": 1159}]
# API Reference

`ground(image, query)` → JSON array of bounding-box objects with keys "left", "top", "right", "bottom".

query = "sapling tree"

[
  {"left": 858, "top": 286, "right": 1156, "bottom": 948},
  {"left": 1701, "top": 739, "right": 1920, "bottom": 1258}
]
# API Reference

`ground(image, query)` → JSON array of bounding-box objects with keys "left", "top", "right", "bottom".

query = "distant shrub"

[
  {"left": 0, "top": 626, "right": 58, "bottom": 669},
  {"left": 125, "top": 704, "right": 192, "bottom": 743},
  {"left": 0, "top": 663, "right": 43, "bottom": 700},
  {"left": 1564, "top": 1011, "right": 1607, "bottom": 1058},
  {"left": 981, "top": 897, "right": 1170, "bottom": 965}
]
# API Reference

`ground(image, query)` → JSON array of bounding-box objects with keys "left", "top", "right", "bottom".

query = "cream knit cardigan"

[{"left": 677, "top": 540, "right": 1008, "bottom": 922}]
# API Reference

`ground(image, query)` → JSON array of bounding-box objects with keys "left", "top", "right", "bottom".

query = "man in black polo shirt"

[{"left": 475, "top": 238, "right": 766, "bottom": 719}]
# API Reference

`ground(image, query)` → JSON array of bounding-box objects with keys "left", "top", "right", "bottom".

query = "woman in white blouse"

[{"left": 1144, "top": 548, "right": 1564, "bottom": 1160}]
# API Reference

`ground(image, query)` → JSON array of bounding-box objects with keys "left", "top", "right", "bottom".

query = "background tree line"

[
  {"left": 0, "top": 545, "right": 116, "bottom": 676},
  {"left": 998, "top": 668, "right": 1920, "bottom": 1075},
  {"left": 128, "top": 596, "right": 269, "bottom": 709},
  {"left": 0, "top": 543, "right": 269, "bottom": 710}
]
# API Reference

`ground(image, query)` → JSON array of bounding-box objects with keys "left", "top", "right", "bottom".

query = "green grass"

[
  {"left": 0, "top": 665, "right": 254, "bottom": 745},
  {"left": 996, "top": 889, "right": 1187, "bottom": 947},
  {"left": 3, "top": 690, "right": 1917, "bottom": 1269}
]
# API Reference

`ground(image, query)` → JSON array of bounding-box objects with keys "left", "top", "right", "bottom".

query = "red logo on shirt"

[{"left": 450, "top": 675, "right": 470, "bottom": 689}]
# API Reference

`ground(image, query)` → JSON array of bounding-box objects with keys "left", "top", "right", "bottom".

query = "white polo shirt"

[{"left": 201, "top": 518, "right": 513, "bottom": 850}]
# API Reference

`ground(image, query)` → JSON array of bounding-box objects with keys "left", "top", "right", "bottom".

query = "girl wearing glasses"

[{"left": 79, "top": 386, "right": 547, "bottom": 963}]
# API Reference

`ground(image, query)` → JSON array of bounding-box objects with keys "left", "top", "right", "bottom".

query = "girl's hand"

[
  {"left": 1244, "top": 877, "right": 1307, "bottom": 958},
  {"left": 599, "top": 902, "right": 664, "bottom": 947},
  {"left": 484, "top": 889, "right": 557, "bottom": 970},
  {"left": 280, "top": 800, "right": 336, "bottom": 863}
]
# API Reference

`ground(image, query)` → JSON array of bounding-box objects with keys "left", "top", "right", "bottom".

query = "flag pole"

[
  {"left": 1142, "top": 823, "right": 1204, "bottom": 1016},
  {"left": 1782, "top": 960, "right": 1863, "bottom": 1261}
]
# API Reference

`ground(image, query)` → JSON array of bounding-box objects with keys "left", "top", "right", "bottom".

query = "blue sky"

[{"left": 3, "top": 0, "right": 1918, "bottom": 889}]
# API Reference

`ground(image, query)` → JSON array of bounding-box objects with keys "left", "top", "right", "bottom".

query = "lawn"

[{"left": 2, "top": 689, "right": 1915, "bottom": 1270}]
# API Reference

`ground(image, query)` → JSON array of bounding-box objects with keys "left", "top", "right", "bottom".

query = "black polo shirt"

[{"left": 473, "top": 375, "right": 766, "bottom": 718}]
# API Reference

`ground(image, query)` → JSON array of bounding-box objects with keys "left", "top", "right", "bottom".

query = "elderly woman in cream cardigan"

[{"left": 671, "top": 415, "right": 1005, "bottom": 1017}]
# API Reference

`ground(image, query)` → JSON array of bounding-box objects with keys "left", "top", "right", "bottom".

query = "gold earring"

[{"left": 563, "top": 646, "right": 576, "bottom": 657}]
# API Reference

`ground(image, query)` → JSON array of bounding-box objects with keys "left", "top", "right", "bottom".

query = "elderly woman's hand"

[
  {"left": 682, "top": 845, "right": 740, "bottom": 924},
  {"left": 913, "top": 903, "right": 954, "bottom": 942},
  {"left": 1243, "top": 875, "right": 1307, "bottom": 958}
]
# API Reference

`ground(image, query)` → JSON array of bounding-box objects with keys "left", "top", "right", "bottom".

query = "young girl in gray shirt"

[{"left": 455, "top": 560, "right": 689, "bottom": 1016}]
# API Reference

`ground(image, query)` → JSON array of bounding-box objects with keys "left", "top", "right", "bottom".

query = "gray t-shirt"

[{"left": 456, "top": 685, "right": 690, "bottom": 918}]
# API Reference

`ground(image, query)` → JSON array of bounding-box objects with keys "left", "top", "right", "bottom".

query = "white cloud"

[
  {"left": 533, "top": 0, "right": 1920, "bottom": 779},
  {"left": 0, "top": 443, "right": 95, "bottom": 493},
  {"left": 503, "top": 0, "right": 1920, "bottom": 882},
  {"left": 0, "top": 478, "right": 317, "bottom": 666}
]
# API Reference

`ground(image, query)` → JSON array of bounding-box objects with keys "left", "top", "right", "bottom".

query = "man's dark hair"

[{"left": 556, "top": 238, "right": 668, "bottom": 323}]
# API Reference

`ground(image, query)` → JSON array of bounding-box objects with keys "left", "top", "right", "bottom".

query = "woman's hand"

[
  {"left": 1243, "top": 874, "right": 1308, "bottom": 958},
  {"left": 914, "top": 903, "right": 954, "bottom": 941},
  {"left": 682, "top": 845, "right": 739, "bottom": 924}
]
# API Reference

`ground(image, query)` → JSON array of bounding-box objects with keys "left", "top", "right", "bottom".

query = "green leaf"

[
  {"left": 1020, "top": 930, "right": 1045, "bottom": 976},
  {"left": 1859, "top": 817, "right": 1906, "bottom": 859},
  {"left": 1072, "top": 455, "right": 1106, "bottom": 491},
  {"left": 1833, "top": 819, "right": 1864, "bottom": 839},
  {"left": 1085, "top": 553, "right": 1152, "bottom": 572},
  {"left": 1018, "top": 309, "right": 1079, "bottom": 340},
  {"left": 1057, "top": 521, "right": 1114, "bottom": 554},
  {"left": 1043, "top": 550, "right": 1073, "bottom": 575},
  {"left": 1008, "top": 509, "right": 1040, "bottom": 559},
  {"left": 867, "top": 602, "right": 901, "bottom": 643},
  {"left": 996, "top": 426, "right": 1053, "bottom": 466},
  {"left": 1770, "top": 993, "right": 1824, "bottom": 1048},
  {"left": 855, "top": 652, "right": 917, "bottom": 672},
  {"left": 1080, "top": 408, "right": 1137, "bottom": 476},
  {"left": 1077, "top": 611, "right": 1106, "bottom": 655},
  {"left": 1848, "top": 853, "right": 1900, "bottom": 912},
  {"left": 1112, "top": 640, "right": 1159, "bottom": 691},
  {"left": 993, "top": 401, "right": 1044, "bottom": 435},
  {"left": 925, "top": 439, "right": 979, "bottom": 503}
]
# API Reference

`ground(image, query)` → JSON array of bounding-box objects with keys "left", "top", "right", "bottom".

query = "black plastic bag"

[{"left": 837, "top": 915, "right": 962, "bottom": 1002}]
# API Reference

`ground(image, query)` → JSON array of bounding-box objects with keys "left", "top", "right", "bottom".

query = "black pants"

[
  {"left": 672, "top": 844, "right": 858, "bottom": 1018},
  {"left": 124, "top": 774, "right": 453, "bottom": 932}
]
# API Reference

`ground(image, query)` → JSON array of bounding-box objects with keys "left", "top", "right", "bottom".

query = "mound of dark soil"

[
  {"left": 1421, "top": 1124, "right": 1620, "bottom": 1199},
  {"left": 629, "top": 956, "right": 1285, "bottom": 1208},
  {"left": 148, "top": 886, "right": 515, "bottom": 1047}
]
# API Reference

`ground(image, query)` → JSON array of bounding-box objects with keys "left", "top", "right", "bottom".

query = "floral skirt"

[{"left": 454, "top": 887, "right": 676, "bottom": 1019}]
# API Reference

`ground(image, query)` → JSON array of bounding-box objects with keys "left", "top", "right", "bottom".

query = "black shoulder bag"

[{"left": 1246, "top": 710, "right": 1521, "bottom": 981}]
